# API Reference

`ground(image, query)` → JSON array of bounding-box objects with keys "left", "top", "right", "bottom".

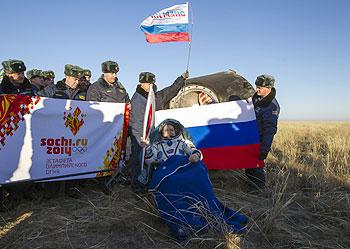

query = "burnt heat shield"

[{"left": 168, "top": 70, "right": 255, "bottom": 109}]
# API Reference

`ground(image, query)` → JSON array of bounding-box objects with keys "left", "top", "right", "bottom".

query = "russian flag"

[
  {"left": 140, "top": 3, "right": 190, "bottom": 43},
  {"left": 155, "top": 100, "right": 261, "bottom": 170}
]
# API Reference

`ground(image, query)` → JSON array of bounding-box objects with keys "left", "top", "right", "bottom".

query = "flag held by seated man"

[{"left": 140, "top": 3, "right": 190, "bottom": 43}]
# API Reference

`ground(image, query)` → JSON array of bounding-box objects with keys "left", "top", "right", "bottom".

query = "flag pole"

[
  {"left": 180, "top": 2, "right": 193, "bottom": 108},
  {"left": 185, "top": 2, "right": 194, "bottom": 72}
]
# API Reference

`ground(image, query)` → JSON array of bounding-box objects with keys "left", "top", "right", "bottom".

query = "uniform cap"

[
  {"left": 2, "top": 59, "right": 26, "bottom": 73},
  {"left": 83, "top": 69, "right": 91, "bottom": 77},
  {"left": 42, "top": 70, "right": 55, "bottom": 79},
  {"left": 64, "top": 64, "right": 84, "bottom": 78},
  {"left": 139, "top": 72, "right": 156, "bottom": 84},
  {"left": 26, "top": 69, "right": 43, "bottom": 79},
  {"left": 255, "top": 74, "right": 275, "bottom": 88},
  {"left": 101, "top": 60, "right": 119, "bottom": 73}
]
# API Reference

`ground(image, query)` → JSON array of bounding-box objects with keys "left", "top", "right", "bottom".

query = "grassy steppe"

[{"left": 0, "top": 121, "right": 349, "bottom": 249}]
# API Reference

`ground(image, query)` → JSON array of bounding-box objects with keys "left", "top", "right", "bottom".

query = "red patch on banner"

[
  {"left": 97, "top": 103, "right": 130, "bottom": 177},
  {"left": 63, "top": 107, "right": 86, "bottom": 136},
  {"left": 0, "top": 94, "right": 41, "bottom": 150}
]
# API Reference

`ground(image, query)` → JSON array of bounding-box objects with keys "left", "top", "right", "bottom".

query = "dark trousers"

[
  {"left": 128, "top": 135, "right": 143, "bottom": 185},
  {"left": 245, "top": 167, "right": 266, "bottom": 189}
]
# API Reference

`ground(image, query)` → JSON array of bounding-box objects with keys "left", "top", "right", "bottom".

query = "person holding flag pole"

[
  {"left": 137, "top": 85, "right": 156, "bottom": 185},
  {"left": 126, "top": 3, "right": 193, "bottom": 193},
  {"left": 128, "top": 71, "right": 189, "bottom": 193}
]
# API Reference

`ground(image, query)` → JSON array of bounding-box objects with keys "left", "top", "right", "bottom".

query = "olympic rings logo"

[{"left": 72, "top": 146, "right": 87, "bottom": 153}]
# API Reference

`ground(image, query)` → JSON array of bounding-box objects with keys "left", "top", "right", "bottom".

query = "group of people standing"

[
  {"left": 0, "top": 58, "right": 189, "bottom": 197},
  {"left": 1, "top": 58, "right": 280, "bottom": 239},
  {"left": 0, "top": 58, "right": 280, "bottom": 192}
]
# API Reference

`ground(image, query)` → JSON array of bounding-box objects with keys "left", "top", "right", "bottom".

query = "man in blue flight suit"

[{"left": 246, "top": 74, "right": 280, "bottom": 189}]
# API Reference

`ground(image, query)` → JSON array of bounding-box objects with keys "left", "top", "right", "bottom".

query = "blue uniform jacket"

[{"left": 253, "top": 88, "right": 280, "bottom": 156}]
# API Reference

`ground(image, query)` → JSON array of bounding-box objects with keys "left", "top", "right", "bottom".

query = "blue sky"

[{"left": 1, "top": 0, "right": 349, "bottom": 120}]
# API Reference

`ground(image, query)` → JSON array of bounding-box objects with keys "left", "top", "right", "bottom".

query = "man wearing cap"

[
  {"left": 27, "top": 69, "right": 45, "bottom": 93},
  {"left": 37, "top": 65, "right": 86, "bottom": 198},
  {"left": 128, "top": 70, "right": 189, "bottom": 193},
  {"left": 42, "top": 70, "right": 55, "bottom": 87},
  {"left": 0, "top": 60, "right": 35, "bottom": 208},
  {"left": 78, "top": 69, "right": 92, "bottom": 92},
  {"left": 83, "top": 69, "right": 91, "bottom": 82},
  {"left": 38, "top": 64, "right": 86, "bottom": 101},
  {"left": 245, "top": 74, "right": 280, "bottom": 189},
  {"left": 86, "top": 60, "right": 129, "bottom": 103},
  {"left": 0, "top": 59, "right": 33, "bottom": 96}
]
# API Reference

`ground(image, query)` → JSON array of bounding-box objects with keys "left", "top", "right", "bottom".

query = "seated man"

[
  {"left": 142, "top": 120, "right": 201, "bottom": 168},
  {"left": 140, "top": 119, "right": 248, "bottom": 240},
  {"left": 129, "top": 71, "right": 188, "bottom": 193}
]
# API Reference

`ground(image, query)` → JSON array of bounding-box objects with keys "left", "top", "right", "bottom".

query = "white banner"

[
  {"left": 141, "top": 3, "right": 188, "bottom": 26},
  {"left": 0, "top": 95, "right": 129, "bottom": 184}
]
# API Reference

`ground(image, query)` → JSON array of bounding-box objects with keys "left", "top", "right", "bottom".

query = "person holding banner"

[
  {"left": 86, "top": 60, "right": 129, "bottom": 103},
  {"left": 37, "top": 64, "right": 86, "bottom": 198},
  {"left": 128, "top": 70, "right": 188, "bottom": 193},
  {"left": 78, "top": 69, "right": 92, "bottom": 92},
  {"left": 42, "top": 70, "right": 55, "bottom": 87},
  {"left": 245, "top": 74, "right": 280, "bottom": 189},
  {"left": 0, "top": 59, "right": 34, "bottom": 96},
  {"left": 27, "top": 69, "right": 45, "bottom": 94},
  {"left": 38, "top": 64, "right": 86, "bottom": 101}
]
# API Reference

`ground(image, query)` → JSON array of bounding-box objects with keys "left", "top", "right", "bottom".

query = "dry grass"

[{"left": 0, "top": 121, "right": 349, "bottom": 248}]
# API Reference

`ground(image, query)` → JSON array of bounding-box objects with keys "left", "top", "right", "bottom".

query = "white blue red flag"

[
  {"left": 155, "top": 99, "right": 261, "bottom": 170},
  {"left": 140, "top": 3, "right": 190, "bottom": 43}
]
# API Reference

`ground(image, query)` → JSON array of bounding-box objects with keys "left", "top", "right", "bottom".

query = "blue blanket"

[{"left": 148, "top": 155, "right": 248, "bottom": 240}]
